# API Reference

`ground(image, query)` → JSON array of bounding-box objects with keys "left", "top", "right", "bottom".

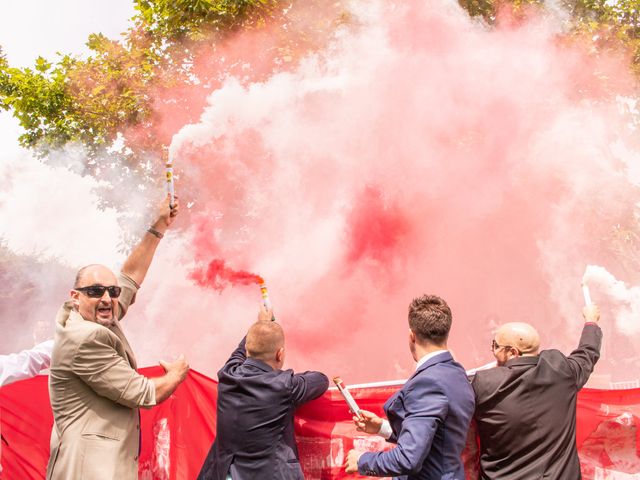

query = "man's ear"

[
  {"left": 409, "top": 329, "right": 416, "bottom": 344},
  {"left": 69, "top": 290, "right": 80, "bottom": 309},
  {"left": 276, "top": 347, "right": 285, "bottom": 364}
]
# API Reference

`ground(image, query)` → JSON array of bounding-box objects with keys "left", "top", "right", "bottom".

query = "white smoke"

[{"left": 583, "top": 265, "right": 640, "bottom": 335}]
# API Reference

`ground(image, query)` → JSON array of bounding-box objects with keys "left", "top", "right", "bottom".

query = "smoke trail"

[
  {"left": 583, "top": 265, "right": 640, "bottom": 335},
  {"left": 190, "top": 258, "right": 262, "bottom": 292}
]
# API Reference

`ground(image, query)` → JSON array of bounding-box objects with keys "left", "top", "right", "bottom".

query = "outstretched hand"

[
  {"left": 159, "top": 354, "right": 190, "bottom": 383},
  {"left": 258, "top": 304, "right": 274, "bottom": 322},
  {"left": 582, "top": 304, "right": 600, "bottom": 323},
  {"left": 153, "top": 194, "right": 180, "bottom": 231}
]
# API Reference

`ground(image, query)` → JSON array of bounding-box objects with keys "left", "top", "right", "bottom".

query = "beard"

[{"left": 94, "top": 316, "right": 116, "bottom": 328}]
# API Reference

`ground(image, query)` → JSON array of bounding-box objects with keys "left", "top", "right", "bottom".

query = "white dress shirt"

[
  {"left": 0, "top": 340, "right": 54, "bottom": 387},
  {"left": 377, "top": 350, "right": 449, "bottom": 439}
]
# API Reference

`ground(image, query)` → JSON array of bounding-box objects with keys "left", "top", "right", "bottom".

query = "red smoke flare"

[{"left": 190, "top": 258, "right": 262, "bottom": 292}]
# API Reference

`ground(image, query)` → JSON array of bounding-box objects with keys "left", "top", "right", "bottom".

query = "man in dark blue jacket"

[
  {"left": 197, "top": 305, "right": 329, "bottom": 480},
  {"left": 345, "top": 294, "right": 475, "bottom": 479}
]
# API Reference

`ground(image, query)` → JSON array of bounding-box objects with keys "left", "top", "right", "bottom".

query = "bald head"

[
  {"left": 74, "top": 264, "right": 116, "bottom": 288},
  {"left": 495, "top": 322, "right": 540, "bottom": 355},
  {"left": 246, "top": 321, "right": 285, "bottom": 364}
]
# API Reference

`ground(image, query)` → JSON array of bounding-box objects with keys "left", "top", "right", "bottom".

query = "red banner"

[{"left": 1, "top": 368, "right": 639, "bottom": 479}]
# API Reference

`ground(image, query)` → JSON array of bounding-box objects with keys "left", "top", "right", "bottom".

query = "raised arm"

[
  {"left": 121, "top": 196, "right": 179, "bottom": 286},
  {"left": 567, "top": 304, "right": 602, "bottom": 389}
]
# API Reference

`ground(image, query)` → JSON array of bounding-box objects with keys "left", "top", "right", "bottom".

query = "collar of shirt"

[{"left": 416, "top": 349, "right": 448, "bottom": 370}]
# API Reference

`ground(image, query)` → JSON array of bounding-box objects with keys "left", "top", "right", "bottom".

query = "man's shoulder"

[
  {"left": 471, "top": 365, "right": 510, "bottom": 393},
  {"left": 413, "top": 356, "right": 467, "bottom": 381},
  {"left": 57, "top": 314, "right": 118, "bottom": 348}
]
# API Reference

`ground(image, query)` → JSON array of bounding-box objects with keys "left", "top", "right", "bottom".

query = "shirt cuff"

[{"left": 378, "top": 419, "right": 392, "bottom": 439}]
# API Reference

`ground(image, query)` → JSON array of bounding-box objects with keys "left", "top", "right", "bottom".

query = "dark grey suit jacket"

[
  {"left": 472, "top": 323, "right": 602, "bottom": 480},
  {"left": 197, "top": 337, "right": 329, "bottom": 480}
]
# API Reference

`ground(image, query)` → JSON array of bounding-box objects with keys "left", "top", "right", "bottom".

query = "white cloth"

[
  {"left": 377, "top": 350, "right": 449, "bottom": 440},
  {"left": 0, "top": 340, "right": 54, "bottom": 387}
]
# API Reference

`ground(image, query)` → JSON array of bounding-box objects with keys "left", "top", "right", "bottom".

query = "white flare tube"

[
  {"left": 334, "top": 377, "right": 363, "bottom": 420},
  {"left": 166, "top": 162, "right": 175, "bottom": 208},
  {"left": 259, "top": 281, "right": 275, "bottom": 321},
  {"left": 582, "top": 283, "right": 592, "bottom": 306}
]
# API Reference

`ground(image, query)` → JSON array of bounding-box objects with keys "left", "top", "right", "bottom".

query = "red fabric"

[{"left": 1, "top": 369, "right": 639, "bottom": 479}]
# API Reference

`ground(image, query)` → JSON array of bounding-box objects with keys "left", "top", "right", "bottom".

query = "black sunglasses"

[
  {"left": 75, "top": 285, "right": 122, "bottom": 298},
  {"left": 491, "top": 339, "right": 521, "bottom": 354}
]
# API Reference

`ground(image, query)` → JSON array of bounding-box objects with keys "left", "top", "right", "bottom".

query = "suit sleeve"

[
  {"left": 72, "top": 328, "right": 156, "bottom": 409},
  {"left": 358, "top": 380, "right": 448, "bottom": 477},
  {"left": 567, "top": 323, "right": 602, "bottom": 389},
  {"left": 291, "top": 371, "right": 329, "bottom": 407},
  {"left": 222, "top": 336, "right": 248, "bottom": 370},
  {"left": 116, "top": 272, "right": 139, "bottom": 321}
]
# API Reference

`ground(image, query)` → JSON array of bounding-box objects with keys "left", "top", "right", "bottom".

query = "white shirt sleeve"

[
  {"left": 0, "top": 340, "right": 54, "bottom": 387},
  {"left": 378, "top": 419, "right": 393, "bottom": 439}
]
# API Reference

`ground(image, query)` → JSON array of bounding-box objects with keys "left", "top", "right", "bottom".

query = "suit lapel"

[
  {"left": 109, "top": 321, "right": 137, "bottom": 369},
  {"left": 65, "top": 307, "right": 137, "bottom": 369}
]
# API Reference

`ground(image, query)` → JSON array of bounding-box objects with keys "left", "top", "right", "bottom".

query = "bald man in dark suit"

[
  {"left": 197, "top": 306, "right": 329, "bottom": 480},
  {"left": 471, "top": 304, "right": 602, "bottom": 479}
]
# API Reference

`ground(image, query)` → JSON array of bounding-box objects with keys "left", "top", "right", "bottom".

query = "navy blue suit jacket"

[
  {"left": 197, "top": 337, "right": 329, "bottom": 480},
  {"left": 358, "top": 352, "right": 475, "bottom": 480}
]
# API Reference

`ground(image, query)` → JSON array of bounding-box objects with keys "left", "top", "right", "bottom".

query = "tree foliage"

[
  {"left": 0, "top": 0, "right": 283, "bottom": 158},
  {"left": 459, "top": 0, "right": 640, "bottom": 75}
]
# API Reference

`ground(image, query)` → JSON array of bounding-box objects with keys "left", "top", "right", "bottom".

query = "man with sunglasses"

[
  {"left": 46, "top": 197, "right": 189, "bottom": 480},
  {"left": 471, "top": 304, "right": 602, "bottom": 479}
]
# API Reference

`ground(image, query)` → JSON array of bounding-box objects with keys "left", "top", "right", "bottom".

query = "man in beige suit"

[{"left": 46, "top": 197, "right": 189, "bottom": 480}]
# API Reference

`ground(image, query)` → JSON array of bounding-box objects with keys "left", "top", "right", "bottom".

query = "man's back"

[
  {"left": 472, "top": 323, "right": 602, "bottom": 479},
  {"left": 198, "top": 337, "right": 329, "bottom": 480},
  {"left": 358, "top": 352, "right": 475, "bottom": 480}
]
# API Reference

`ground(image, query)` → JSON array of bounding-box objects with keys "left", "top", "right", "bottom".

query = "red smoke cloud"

[
  {"left": 147, "top": 0, "right": 640, "bottom": 384},
  {"left": 190, "top": 258, "right": 262, "bottom": 292}
]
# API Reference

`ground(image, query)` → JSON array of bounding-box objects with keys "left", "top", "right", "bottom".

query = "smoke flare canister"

[
  {"left": 162, "top": 148, "right": 175, "bottom": 208},
  {"left": 582, "top": 283, "right": 592, "bottom": 306},
  {"left": 258, "top": 279, "right": 276, "bottom": 321},
  {"left": 166, "top": 161, "right": 175, "bottom": 208},
  {"left": 333, "top": 377, "right": 363, "bottom": 420}
]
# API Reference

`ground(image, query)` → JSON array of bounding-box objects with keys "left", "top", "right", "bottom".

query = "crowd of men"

[{"left": 0, "top": 196, "right": 602, "bottom": 479}]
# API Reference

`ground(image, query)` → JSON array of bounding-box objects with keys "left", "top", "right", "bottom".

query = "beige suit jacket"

[{"left": 46, "top": 273, "right": 156, "bottom": 480}]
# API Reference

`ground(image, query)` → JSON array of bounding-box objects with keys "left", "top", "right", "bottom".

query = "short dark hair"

[{"left": 408, "top": 295, "right": 452, "bottom": 345}]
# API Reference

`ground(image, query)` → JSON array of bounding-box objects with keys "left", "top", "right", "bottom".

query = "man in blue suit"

[
  {"left": 345, "top": 294, "right": 475, "bottom": 479},
  {"left": 197, "top": 305, "right": 329, "bottom": 480}
]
